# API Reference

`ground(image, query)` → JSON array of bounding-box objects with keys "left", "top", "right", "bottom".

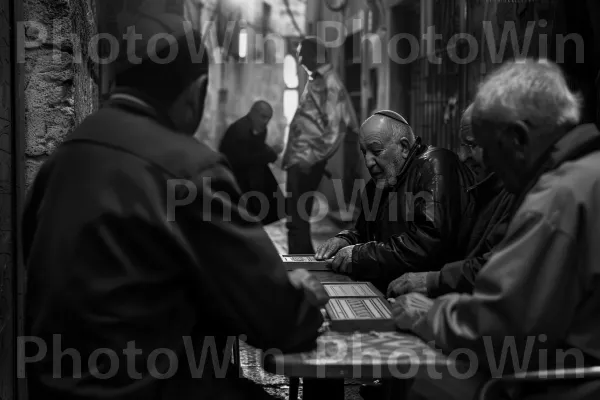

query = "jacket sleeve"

[
  {"left": 432, "top": 193, "right": 515, "bottom": 296},
  {"left": 335, "top": 186, "right": 372, "bottom": 245},
  {"left": 176, "top": 162, "right": 324, "bottom": 353},
  {"left": 412, "top": 195, "right": 582, "bottom": 368},
  {"left": 244, "top": 145, "right": 278, "bottom": 166},
  {"left": 321, "top": 76, "right": 355, "bottom": 161},
  {"left": 220, "top": 125, "right": 277, "bottom": 167},
  {"left": 431, "top": 253, "right": 489, "bottom": 297},
  {"left": 349, "top": 158, "right": 463, "bottom": 284}
]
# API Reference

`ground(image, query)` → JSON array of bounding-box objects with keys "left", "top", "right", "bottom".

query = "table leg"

[
  {"left": 383, "top": 378, "right": 413, "bottom": 399},
  {"left": 288, "top": 377, "right": 300, "bottom": 400},
  {"left": 302, "top": 378, "right": 344, "bottom": 400}
]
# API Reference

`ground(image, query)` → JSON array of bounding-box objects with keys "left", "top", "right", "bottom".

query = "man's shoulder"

[
  {"left": 528, "top": 150, "right": 600, "bottom": 212},
  {"left": 416, "top": 146, "right": 461, "bottom": 172},
  {"left": 514, "top": 151, "right": 600, "bottom": 238},
  {"left": 226, "top": 115, "right": 248, "bottom": 131},
  {"left": 72, "top": 106, "right": 227, "bottom": 179},
  {"left": 322, "top": 69, "right": 344, "bottom": 94}
]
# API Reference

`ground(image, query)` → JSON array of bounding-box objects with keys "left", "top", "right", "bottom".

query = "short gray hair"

[
  {"left": 473, "top": 59, "right": 582, "bottom": 127},
  {"left": 388, "top": 119, "right": 415, "bottom": 144}
]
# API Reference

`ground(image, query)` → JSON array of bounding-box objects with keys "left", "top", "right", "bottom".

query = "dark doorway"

[
  {"left": 390, "top": 2, "right": 419, "bottom": 120},
  {"left": 342, "top": 34, "right": 362, "bottom": 204}
]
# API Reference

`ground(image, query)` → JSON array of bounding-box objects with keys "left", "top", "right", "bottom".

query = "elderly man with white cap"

[{"left": 316, "top": 110, "right": 476, "bottom": 292}]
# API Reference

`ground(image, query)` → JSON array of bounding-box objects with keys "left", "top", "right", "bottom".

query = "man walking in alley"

[
  {"left": 220, "top": 101, "right": 284, "bottom": 226},
  {"left": 394, "top": 59, "right": 600, "bottom": 400},
  {"left": 282, "top": 36, "right": 360, "bottom": 254},
  {"left": 22, "top": 12, "right": 326, "bottom": 400},
  {"left": 387, "top": 103, "right": 516, "bottom": 298},
  {"left": 315, "top": 110, "right": 476, "bottom": 292}
]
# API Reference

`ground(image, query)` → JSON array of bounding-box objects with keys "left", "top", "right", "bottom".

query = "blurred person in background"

[
  {"left": 220, "top": 101, "right": 285, "bottom": 226},
  {"left": 282, "top": 36, "right": 360, "bottom": 254}
]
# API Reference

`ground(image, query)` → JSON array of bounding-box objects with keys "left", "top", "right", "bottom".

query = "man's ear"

[
  {"left": 506, "top": 120, "right": 529, "bottom": 161},
  {"left": 399, "top": 137, "right": 412, "bottom": 158},
  {"left": 196, "top": 74, "right": 208, "bottom": 111}
]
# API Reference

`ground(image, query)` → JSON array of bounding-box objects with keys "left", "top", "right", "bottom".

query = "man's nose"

[{"left": 364, "top": 153, "right": 376, "bottom": 168}]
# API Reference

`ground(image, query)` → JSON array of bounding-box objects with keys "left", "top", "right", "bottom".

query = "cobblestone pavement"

[
  {"left": 239, "top": 166, "right": 365, "bottom": 399},
  {"left": 240, "top": 340, "right": 364, "bottom": 400}
]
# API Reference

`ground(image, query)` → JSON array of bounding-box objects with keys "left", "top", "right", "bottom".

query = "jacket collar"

[
  {"left": 515, "top": 123, "right": 600, "bottom": 206},
  {"left": 105, "top": 87, "right": 177, "bottom": 130},
  {"left": 311, "top": 63, "right": 333, "bottom": 80},
  {"left": 467, "top": 172, "right": 504, "bottom": 194},
  {"left": 393, "top": 137, "right": 426, "bottom": 187},
  {"left": 547, "top": 123, "right": 600, "bottom": 167}
]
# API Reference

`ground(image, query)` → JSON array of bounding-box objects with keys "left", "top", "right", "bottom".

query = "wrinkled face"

[
  {"left": 249, "top": 107, "right": 272, "bottom": 133},
  {"left": 458, "top": 125, "right": 486, "bottom": 179},
  {"left": 472, "top": 119, "right": 524, "bottom": 193},
  {"left": 359, "top": 119, "right": 408, "bottom": 188}
]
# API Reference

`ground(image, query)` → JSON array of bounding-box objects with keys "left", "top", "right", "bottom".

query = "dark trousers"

[{"left": 285, "top": 161, "right": 327, "bottom": 254}]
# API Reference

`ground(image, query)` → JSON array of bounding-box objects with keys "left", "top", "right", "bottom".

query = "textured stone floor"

[
  {"left": 241, "top": 165, "right": 364, "bottom": 399},
  {"left": 240, "top": 340, "right": 364, "bottom": 399}
]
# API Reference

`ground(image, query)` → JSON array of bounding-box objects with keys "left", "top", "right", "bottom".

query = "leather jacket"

[{"left": 336, "top": 138, "right": 477, "bottom": 290}]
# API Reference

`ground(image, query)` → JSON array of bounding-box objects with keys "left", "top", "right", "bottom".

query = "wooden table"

[
  {"left": 262, "top": 330, "right": 448, "bottom": 380},
  {"left": 261, "top": 270, "right": 451, "bottom": 400}
]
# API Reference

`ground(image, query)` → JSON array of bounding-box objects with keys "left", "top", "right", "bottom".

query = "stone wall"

[{"left": 23, "top": 0, "right": 98, "bottom": 189}]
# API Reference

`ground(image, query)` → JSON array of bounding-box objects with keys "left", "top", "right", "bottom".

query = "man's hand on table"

[
  {"left": 391, "top": 293, "right": 434, "bottom": 332},
  {"left": 315, "top": 237, "right": 350, "bottom": 260},
  {"left": 288, "top": 269, "right": 330, "bottom": 307},
  {"left": 387, "top": 272, "right": 431, "bottom": 297},
  {"left": 326, "top": 245, "right": 354, "bottom": 274}
]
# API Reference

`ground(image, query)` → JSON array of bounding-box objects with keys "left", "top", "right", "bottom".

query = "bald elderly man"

[
  {"left": 316, "top": 111, "right": 476, "bottom": 290},
  {"left": 387, "top": 104, "right": 517, "bottom": 298},
  {"left": 220, "top": 101, "right": 284, "bottom": 225}
]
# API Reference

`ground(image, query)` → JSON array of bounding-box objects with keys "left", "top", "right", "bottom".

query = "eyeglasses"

[{"left": 460, "top": 142, "right": 477, "bottom": 149}]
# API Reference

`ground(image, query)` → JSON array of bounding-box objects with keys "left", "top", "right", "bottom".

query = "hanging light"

[
  {"left": 283, "top": 54, "right": 298, "bottom": 88},
  {"left": 238, "top": 27, "right": 248, "bottom": 58},
  {"left": 283, "top": 90, "right": 299, "bottom": 123}
]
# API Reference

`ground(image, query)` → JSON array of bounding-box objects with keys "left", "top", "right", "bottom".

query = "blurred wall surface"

[{"left": 189, "top": 0, "right": 307, "bottom": 159}]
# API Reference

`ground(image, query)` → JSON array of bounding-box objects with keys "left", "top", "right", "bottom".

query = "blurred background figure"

[
  {"left": 282, "top": 36, "right": 360, "bottom": 254},
  {"left": 220, "top": 101, "right": 285, "bottom": 226}
]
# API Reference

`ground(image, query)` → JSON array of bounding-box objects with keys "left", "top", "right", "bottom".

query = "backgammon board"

[
  {"left": 322, "top": 282, "right": 383, "bottom": 298},
  {"left": 281, "top": 254, "right": 330, "bottom": 270},
  {"left": 325, "top": 297, "right": 395, "bottom": 332}
]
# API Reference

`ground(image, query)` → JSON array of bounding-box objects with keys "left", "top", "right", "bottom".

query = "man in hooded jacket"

[{"left": 22, "top": 12, "right": 325, "bottom": 400}]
